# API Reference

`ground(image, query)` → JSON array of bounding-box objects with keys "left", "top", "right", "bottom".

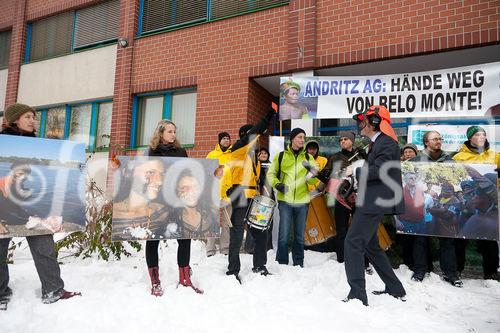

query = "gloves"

[
  {"left": 275, "top": 183, "right": 289, "bottom": 194},
  {"left": 302, "top": 160, "right": 319, "bottom": 178}
]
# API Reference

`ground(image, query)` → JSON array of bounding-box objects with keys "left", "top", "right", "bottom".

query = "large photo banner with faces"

[
  {"left": 111, "top": 156, "right": 220, "bottom": 241},
  {"left": 408, "top": 124, "right": 499, "bottom": 151},
  {"left": 0, "top": 136, "right": 86, "bottom": 238},
  {"left": 395, "top": 162, "right": 499, "bottom": 241},
  {"left": 279, "top": 61, "right": 500, "bottom": 120}
]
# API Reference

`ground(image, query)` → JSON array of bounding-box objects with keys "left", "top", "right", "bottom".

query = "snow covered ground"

[{"left": 1, "top": 239, "right": 500, "bottom": 333}]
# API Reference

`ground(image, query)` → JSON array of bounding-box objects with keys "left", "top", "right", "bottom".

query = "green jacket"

[{"left": 267, "top": 145, "right": 318, "bottom": 204}]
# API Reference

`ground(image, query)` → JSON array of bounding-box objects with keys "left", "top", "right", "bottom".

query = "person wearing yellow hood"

[
  {"left": 453, "top": 125, "right": 499, "bottom": 281},
  {"left": 205, "top": 132, "right": 232, "bottom": 256}
]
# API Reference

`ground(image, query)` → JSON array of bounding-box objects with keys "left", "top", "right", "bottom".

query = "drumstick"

[{"left": 222, "top": 206, "right": 233, "bottom": 227}]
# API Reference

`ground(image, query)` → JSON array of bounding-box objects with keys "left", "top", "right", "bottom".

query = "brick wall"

[
  {"left": 0, "top": 0, "right": 16, "bottom": 30},
  {"left": 316, "top": 0, "right": 500, "bottom": 67}
]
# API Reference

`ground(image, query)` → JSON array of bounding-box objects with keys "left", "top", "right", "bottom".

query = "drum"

[
  {"left": 304, "top": 194, "right": 336, "bottom": 246},
  {"left": 244, "top": 195, "right": 276, "bottom": 230}
]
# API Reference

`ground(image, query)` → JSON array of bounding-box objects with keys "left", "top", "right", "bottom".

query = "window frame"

[
  {"left": 131, "top": 89, "right": 197, "bottom": 150},
  {"left": 35, "top": 99, "right": 112, "bottom": 152}
]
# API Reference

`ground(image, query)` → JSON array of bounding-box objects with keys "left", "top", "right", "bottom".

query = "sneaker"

[
  {"left": 42, "top": 289, "right": 82, "bottom": 304},
  {"left": 443, "top": 275, "right": 463, "bottom": 288},
  {"left": 252, "top": 266, "right": 271, "bottom": 276},
  {"left": 411, "top": 272, "right": 425, "bottom": 282},
  {"left": 372, "top": 290, "right": 407, "bottom": 302}
]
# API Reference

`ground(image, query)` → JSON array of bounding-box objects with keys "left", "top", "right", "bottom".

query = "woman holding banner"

[
  {"left": 145, "top": 120, "right": 203, "bottom": 295},
  {"left": 0, "top": 103, "right": 81, "bottom": 310}
]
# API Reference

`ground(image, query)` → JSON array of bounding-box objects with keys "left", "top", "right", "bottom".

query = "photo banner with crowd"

[
  {"left": 0, "top": 136, "right": 86, "bottom": 238},
  {"left": 396, "top": 162, "right": 499, "bottom": 241},
  {"left": 279, "top": 61, "right": 500, "bottom": 120},
  {"left": 111, "top": 156, "right": 220, "bottom": 241}
]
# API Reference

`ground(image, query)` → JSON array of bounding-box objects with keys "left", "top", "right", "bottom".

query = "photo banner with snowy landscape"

[
  {"left": 395, "top": 162, "right": 499, "bottom": 241},
  {"left": 279, "top": 61, "right": 500, "bottom": 120},
  {"left": 0, "top": 136, "right": 86, "bottom": 238},
  {"left": 111, "top": 156, "right": 220, "bottom": 241}
]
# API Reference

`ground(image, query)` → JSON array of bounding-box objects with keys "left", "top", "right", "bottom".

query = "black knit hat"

[
  {"left": 239, "top": 124, "right": 253, "bottom": 138},
  {"left": 289, "top": 127, "right": 306, "bottom": 141},
  {"left": 218, "top": 132, "right": 230, "bottom": 144},
  {"left": 5, "top": 103, "right": 35, "bottom": 124}
]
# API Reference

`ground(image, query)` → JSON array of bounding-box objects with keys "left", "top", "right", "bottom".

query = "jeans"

[{"left": 276, "top": 201, "right": 309, "bottom": 266}]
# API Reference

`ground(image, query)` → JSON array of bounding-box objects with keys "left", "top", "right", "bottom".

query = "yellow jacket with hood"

[{"left": 452, "top": 141, "right": 500, "bottom": 187}]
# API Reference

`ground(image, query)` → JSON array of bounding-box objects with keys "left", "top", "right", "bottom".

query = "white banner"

[
  {"left": 279, "top": 61, "right": 500, "bottom": 120},
  {"left": 408, "top": 124, "right": 499, "bottom": 151}
]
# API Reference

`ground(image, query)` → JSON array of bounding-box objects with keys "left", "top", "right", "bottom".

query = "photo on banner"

[
  {"left": 408, "top": 124, "right": 499, "bottom": 151},
  {"left": 395, "top": 161, "right": 499, "bottom": 241},
  {"left": 279, "top": 78, "right": 319, "bottom": 120},
  {"left": 280, "top": 61, "right": 500, "bottom": 120},
  {"left": 0, "top": 136, "right": 86, "bottom": 238},
  {"left": 111, "top": 156, "right": 220, "bottom": 241}
]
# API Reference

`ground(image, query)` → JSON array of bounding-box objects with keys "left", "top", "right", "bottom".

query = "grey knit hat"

[
  {"left": 5, "top": 103, "right": 35, "bottom": 124},
  {"left": 338, "top": 131, "right": 356, "bottom": 143}
]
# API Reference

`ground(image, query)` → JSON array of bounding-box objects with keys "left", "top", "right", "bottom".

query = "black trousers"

[
  {"left": 344, "top": 211, "right": 405, "bottom": 305},
  {"left": 455, "top": 239, "right": 499, "bottom": 276},
  {"left": 334, "top": 202, "right": 369, "bottom": 267},
  {"left": 146, "top": 239, "right": 191, "bottom": 268},
  {"left": 414, "top": 236, "right": 456, "bottom": 278},
  {"left": 227, "top": 198, "right": 268, "bottom": 274}
]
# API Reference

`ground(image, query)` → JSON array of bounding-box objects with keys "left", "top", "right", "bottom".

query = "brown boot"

[
  {"left": 178, "top": 266, "right": 203, "bottom": 294},
  {"left": 148, "top": 267, "right": 164, "bottom": 296}
]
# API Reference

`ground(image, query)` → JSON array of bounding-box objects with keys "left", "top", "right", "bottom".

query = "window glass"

[
  {"left": 172, "top": 92, "right": 197, "bottom": 145},
  {"left": 96, "top": 102, "right": 113, "bottom": 149},
  {"left": 137, "top": 96, "right": 163, "bottom": 146},
  {"left": 44, "top": 107, "right": 66, "bottom": 139},
  {"left": 69, "top": 104, "right": 92, "bottom": 145}
]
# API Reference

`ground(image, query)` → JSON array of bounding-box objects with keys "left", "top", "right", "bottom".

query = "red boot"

[
  {"left": 148, "top": 267, "right": 164, "bottom": 297},
  {"left": 178, "top": 266, "right": 203, "bottom": 294}
]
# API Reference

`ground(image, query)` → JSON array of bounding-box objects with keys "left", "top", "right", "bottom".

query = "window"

[
  {"left": 134, "top": 90, "right": 197, "bottom": 147},
  {"left": 141, "top": 0, "right": 207, "bottom": 33},
  {"left": 96, "top": 102, "right": 113, "bottom": 149},
  {"left": 35, "top": 101, "right": 112, "bottom": 151},
  {"left": 26, "top": 0, "right": 119, "bottom": 62},
  {"left": 0, "top": 30, "right": 11, "bottom": 69},
  {"left": 29, "top": 12, "right": 73, "bottom": 62},
  {"left": 137, "top": 96, "right": 164, "bottom": 146},
  {"left": 44, "top": 107, "right": 67, "bottom": 139},
  {"left": 69, "top": 104, "right": 92, "bottom": 144},
  {"left": 139, "top": 0, "right": 288, "bottom": 35},
  {"left": 74, "top": 0, "right": 120, "bottom": 49}
]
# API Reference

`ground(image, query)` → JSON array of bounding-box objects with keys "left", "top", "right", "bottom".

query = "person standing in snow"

[
  {"left": 0, "top": 103, "right": 81, "bottom": 309},
  {"left": 343, "top": 106, "right": 406, "bottom": 306},
  {"left": 145, "top": 120, "right": 203, "bottom": 295}
]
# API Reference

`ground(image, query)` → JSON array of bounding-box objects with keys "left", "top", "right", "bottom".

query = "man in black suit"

[{"left": 343, "top": 105, "right": 406, "bottom": 306}]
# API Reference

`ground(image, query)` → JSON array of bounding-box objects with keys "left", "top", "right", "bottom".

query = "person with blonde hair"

[{"left": 145, "top": 119, "right": 203, "bottom": 295}]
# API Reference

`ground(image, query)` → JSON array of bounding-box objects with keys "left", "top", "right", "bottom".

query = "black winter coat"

[
  {"left": 148, "top": 144, "right": 188, "bottom": 158},
  {"left": 355, "top": 133, "right": 405, "bottom": 215}
]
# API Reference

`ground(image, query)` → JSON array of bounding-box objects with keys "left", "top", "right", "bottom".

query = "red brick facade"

[{"left": 1, "top": 0, "right": 499, "bottom": 157}]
